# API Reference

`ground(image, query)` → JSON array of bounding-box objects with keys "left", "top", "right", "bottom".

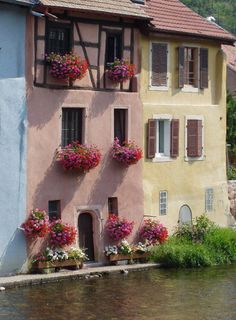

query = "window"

[
  {"left": 185, "top": 116, "right": 204, "bottom": 160},
  {"left": 205, "top": 188, "right": 214, "bottom": 212},
  {"left": 108, "top": 197, "right": 118, "bottom": 215},
  {"left": 114, "top": 109, "right": 128, "bottom": 144},
  {"left": 46, "top": 22, "right": 71, "bottom": 54},
  {"left": 178, "top": 47, "right": 208, "bottom": 89},
  {"left": 62, "top": 108, "right": 84, "bottom": 147},
  {"left": 106, "top": 32, "right": 122, "bottom": 64},
  {"left": 48, "top": 200, "right": 61, "bottom": 221},
  {"left": 150, "top": 42, "right": 168, "bottom": 88},
  {"left": 147, "top": 116, "right": 179, "bottom": 160},
  {"left": 159, "top": 191, "right": 167, "bottom": 215}
]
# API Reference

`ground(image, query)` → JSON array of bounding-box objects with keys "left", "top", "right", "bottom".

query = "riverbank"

[{"left": 0, "top": 262, "right": 159, "bottom": 289}]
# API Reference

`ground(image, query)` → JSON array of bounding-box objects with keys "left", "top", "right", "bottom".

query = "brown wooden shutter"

[
  {"left": 170, "top": 119, "right": 179, "bottom": 158},
  {"left": 151, "top": 43, "right": 167, "bottom": 86},
  {"left": 200, "top": 48, "right": 208, "bottom": 89},
  {"left": 147, "top": 119, "right": 156, "bottom": 159},
  {"left": 178, "top": 47, "right": 185, "bottom": 88},
  {"left": 187, "top": 120, "right": 203, "bottom": 157}
]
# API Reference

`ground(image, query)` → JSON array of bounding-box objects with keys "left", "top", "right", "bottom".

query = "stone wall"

[{"left": 228, "top": 181, "right": 236, "bottom": 219}]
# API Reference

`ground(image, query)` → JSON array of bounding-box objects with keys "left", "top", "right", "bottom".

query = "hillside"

[{"left": 181, "top": 0, "right": 236, "bottom": 35}]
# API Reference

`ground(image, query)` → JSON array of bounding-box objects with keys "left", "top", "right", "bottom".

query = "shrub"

[
  {"left": 105, "top": 214, "right": 134, "bottom": 241},
  {"left": 57, "top": 141, "right": 101, "bottom": 172},
  {"left": 139, "top": 219, "right": 168, "bottom": 244},
  {"left": 107, "top": 59, "right": 135, "bottom": 83},
  {"left": 227, "top": 166, "right": 236, "bottom": 180},
  {"left": 111, "top": 138, "right": 142, "bottom": 166},
  {"left": 21, "top": 209, "right": 49, "bottom": 239},
  {"left": 46, "top": 52, "right": 88, "bottom": 81}
]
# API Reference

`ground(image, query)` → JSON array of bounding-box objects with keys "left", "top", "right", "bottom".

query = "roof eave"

[{"left": 148, "top": 27, "right": 236, "bottom": 45}]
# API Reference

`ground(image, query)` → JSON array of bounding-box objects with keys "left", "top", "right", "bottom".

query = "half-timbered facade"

[{"left": 26, "top": 0, "right": 149, "bottom": 263}]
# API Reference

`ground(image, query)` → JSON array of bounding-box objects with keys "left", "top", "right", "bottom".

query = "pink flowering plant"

[
  {"left": 111, "top": 138, "right": 142, "bottom": 166},
  {"left": 107, "top": 59, "right": 135, "bottom": 83},
  {"left": 49, "top": 220, "right": 77, "bottom": 247},
  {"left": 139, "top": 219, "right": 168, "bottom": 245},
  {"left": 57, "top": 141, "right": 101, "bottom": 172},
  {"left": 46, "top": 52, "right": 88, "bottom": 81},
  {"left": 105, "top": 214, "right": 134, "bottom": 241},
  {"left": 21, "top": 209, "right": 49, "bottom": 239}
]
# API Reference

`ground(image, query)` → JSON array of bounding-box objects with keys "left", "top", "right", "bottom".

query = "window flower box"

[
  {"left": 111, "top": 138, "right": 142, "bottom": 166},
  {"left": 107, "top": 59, "right": 135, "bottom": 83},
  {"left": 57, "top": 141, "right": 101, "bottom": 172},
  {"left": 32, "top": 259, "right": 84, "bottom": 274},
  {"left": 108, "top": 252, "right": 150, "bottom": 265},
  {"left": 46, "top": 52, "right": 88, "bottom": 81}
]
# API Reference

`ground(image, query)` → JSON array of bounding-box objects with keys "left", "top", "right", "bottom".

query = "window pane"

[
  {"left": 48, "top": 200, "right": 61, "bottom": 221},
  {"left": 46, "top": 23, "right": 71, "bottom": 54},
  {"left": 106, "top": 33, "right": 122, "bottom": 63},
  {"left": 159, "top": 191, "right": 167, "bottom": 215},
  {"left": 114, "top": 109, "right": 127, "bottom": 144},
  {"left": 159, "top": 120, "right": 165, "bottom": 154},
  {"left": 62, "top": 108, "right": 83, "bottom": 147},
  {"left": 108, "top": 197, "right": 118, "bottom": 215}
]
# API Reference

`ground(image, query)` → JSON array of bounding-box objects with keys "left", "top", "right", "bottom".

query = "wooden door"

[{"left": 78, "top": 212, "right": 94, "bottom": 261}]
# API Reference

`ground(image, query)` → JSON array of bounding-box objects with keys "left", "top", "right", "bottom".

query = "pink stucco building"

[{"left": 26, "top": 0, "right": 149, "bottom": 262}]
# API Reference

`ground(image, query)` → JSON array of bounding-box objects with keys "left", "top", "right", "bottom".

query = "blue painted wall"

[{"left": 0, "top": 3, "right": 27, "bottom": 275}]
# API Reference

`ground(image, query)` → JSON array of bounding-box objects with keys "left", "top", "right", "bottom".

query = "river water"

[{"left": 0, "top": 265, "right": 236, "bottom": 320}]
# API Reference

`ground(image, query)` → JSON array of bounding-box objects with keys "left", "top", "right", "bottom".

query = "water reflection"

[{"left": 0, "top": 265, "right": 236, "bottom": 320}]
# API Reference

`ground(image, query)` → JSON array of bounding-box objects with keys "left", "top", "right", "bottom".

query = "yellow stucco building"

[{"left": 141, "top": 0, "right": 236, "bottom": 232}]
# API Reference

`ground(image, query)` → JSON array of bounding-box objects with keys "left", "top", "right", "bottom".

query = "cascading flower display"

[
  {"left": 105, "top": 214, "right": 134, "bottom": 241},
  {"left": 21, "top": 209, "right": 49, "bottom": 239},
  {"left": 111, "top": 138, "right": 142, "bottom": 166},
  {"left": 57, "top": 141, "right": 101, "bottom": 172},
  {"left": 49, "top": 220, "right": 77, "bottom": 247},
  {"left": 107, "top": 59, "right": 135, "bottom": 83},
  {"left": 139, "top": 219, "right": 168, "bottom": 244},
  {"left": 46, "top": 52, "right": 88, "bottom": 81}
]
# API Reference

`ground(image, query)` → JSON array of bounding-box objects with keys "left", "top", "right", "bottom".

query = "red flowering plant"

[
  {"left": 21, "top": 209, "right": 49, "bottom": 239},
  {"left": 107, "top": 58, "right": 135, "bottom": 83},
  {"left": 49, "top": 220, "right": 77, "bottom": 248},
  {"left": 46, "top": 52, "right": 88, "bottom": 81},
  {"left": 139, "top": 219, "right": 168, "bottom": 245},
  {"left": 105, "top": 214, "right": 134, "bottom": 241},
  {"left": 111, "top": 138, "right": 142, "bottom": 166},
  {"left": 57, "top": 141, "right": 101, "bottom": 172}
]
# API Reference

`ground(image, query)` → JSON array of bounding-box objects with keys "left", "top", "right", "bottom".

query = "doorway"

[
  {"left": 179, "top": 205, "right": 192, "bottom": 226},
  {"left": 78, "top": 212, "right": 95, "bottom": 261}
]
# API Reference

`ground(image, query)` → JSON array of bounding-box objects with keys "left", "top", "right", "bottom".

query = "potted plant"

[
  {"left": 57, "top": 141, "right": 101, "bottom": 172},
  {"left": 21, "top": 209, "right": 49, "bottom": 239},
  {"left": 139, "top": 219, "right": 168, "bottom": 245},
  {"left": 49, "top": 220, "right": 77, "bottom": 247},
  {"left": 46, "top": 52, "right": 88, "bottom": 81},
  {"left": 107, "top": 59, "right": 135, "bottom": 83},
  {"left": 111, "top": 138, "right": 142, "bottom": 166},
  {"left": 105, "top": 214, "right": 134, "bottom": 241}
]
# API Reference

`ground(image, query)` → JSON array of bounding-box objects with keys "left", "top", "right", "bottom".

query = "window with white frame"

[
  {"left": 185, "top": 115, "right": 204, "bottom": 161},
  {"left": 178, "top": 46, "right": 208, "bottom": 90},
  {"left": 205, "top": 188, "right": 214, "bottom": 212},
  {"left": 147, "top": 115, "right": 179, "bottom": 161},
  {"left": 150, "top": 42, "right": 168, "bottom": 89},
  {"left": 159, "top": 191, "right": 168, "bottom": 215}
]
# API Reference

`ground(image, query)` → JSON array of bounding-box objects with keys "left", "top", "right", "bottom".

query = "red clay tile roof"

[
  {"left": 145, "top": 0, "right": 236, "bottom": 44},
  {"left": 39, "top": 0, "right": 149, "bottom": 19}
]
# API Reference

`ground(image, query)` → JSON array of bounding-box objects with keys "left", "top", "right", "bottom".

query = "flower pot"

[
  {"left": 107, "top": 252, "right": 149, "bottom": 265},
  {"left": 32, "top": 259, "right": 83, "bottom": 273}
]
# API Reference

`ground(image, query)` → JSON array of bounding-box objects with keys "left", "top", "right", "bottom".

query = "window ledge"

[
  {"left": 149, "top": 86, "right": 168, "bottom": 91},
  {"left": 152, "top": 156, "right": 173, "bottom": 163},
  {"left": 181, "top": 86, "right": 200, "bottom": 93},
  {"left": 184, "top": 155, "right": 205, "bottom": 162}
]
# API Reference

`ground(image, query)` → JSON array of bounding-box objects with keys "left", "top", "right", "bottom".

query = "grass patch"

[{"left": 150, "top": 216, "right": 236, "bottom": 268}]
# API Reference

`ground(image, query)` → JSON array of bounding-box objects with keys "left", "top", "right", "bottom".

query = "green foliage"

[
  {"left": 175, "top": 215, "right": 215, "bottom": 242},
  {"left": 151, "top": 216, "right": 236, "bottom": 268},
  {"left": 227, "top": 94, "right": 236, "bottom": 155},
  {"left": 227, "top": 166, "right": 236, "bottom": 180},
  {"left": 181, "top": 0, "right": 236, "bottom": 35}
]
